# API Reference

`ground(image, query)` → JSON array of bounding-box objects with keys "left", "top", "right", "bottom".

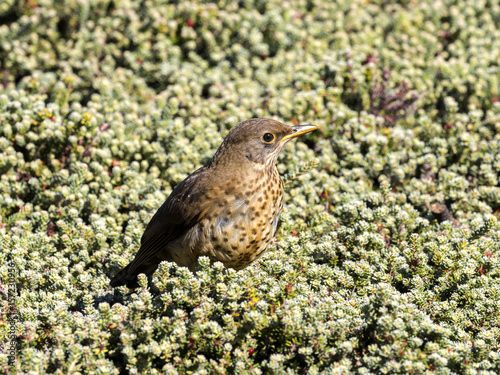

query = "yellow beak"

[{"left": 280, "top": 124, "right": 318, "bottom": 143}]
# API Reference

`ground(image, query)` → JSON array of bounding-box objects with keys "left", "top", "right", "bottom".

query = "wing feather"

[{"left": 110, "top": 166, "right": 211, "bottom": 287}]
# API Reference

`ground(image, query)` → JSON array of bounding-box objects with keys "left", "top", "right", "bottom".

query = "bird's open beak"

[{"left": 280, "top": 124, "right": 318, "bottom": 143}]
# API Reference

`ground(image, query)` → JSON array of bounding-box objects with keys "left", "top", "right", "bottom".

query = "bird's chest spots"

[{"left": 201, "top": 171, "right": 284, "bottom": 269}]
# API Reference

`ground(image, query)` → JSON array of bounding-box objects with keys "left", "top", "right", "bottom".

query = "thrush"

[{"left": 110, "top": 118, "right": 317, "bottom": 288}]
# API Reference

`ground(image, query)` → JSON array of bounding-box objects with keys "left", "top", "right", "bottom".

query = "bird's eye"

[{"left": 262, "top": 132, "right": 276, "bottom": 143}]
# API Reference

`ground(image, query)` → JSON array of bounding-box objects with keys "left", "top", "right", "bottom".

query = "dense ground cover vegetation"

[{"left": 1, "top": 0, "right": 499, "bottom": 373}]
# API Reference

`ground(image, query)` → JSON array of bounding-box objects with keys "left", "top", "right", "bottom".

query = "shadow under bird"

[{"left": 110, "top": 118, "right": 317, "bottom": 288}]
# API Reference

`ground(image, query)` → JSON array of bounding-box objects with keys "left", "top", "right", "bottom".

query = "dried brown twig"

[
  {"left": 83, "top": 123, "right": 110, "bottom": 157},
  {"left": 369, "top": 68, "right": 419, "bottom": 125},
  {"left": 427, "top": 202, "right": 461, "bottom": 227}
]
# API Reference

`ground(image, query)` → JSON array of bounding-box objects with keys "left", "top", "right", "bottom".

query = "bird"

[{"left": 110, "top": 118, "right": 317, "bottom": 288}]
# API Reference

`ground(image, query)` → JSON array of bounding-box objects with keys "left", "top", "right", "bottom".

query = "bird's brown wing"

[{"left": 110, "top": 166, "right": 214, "bottom": 287}]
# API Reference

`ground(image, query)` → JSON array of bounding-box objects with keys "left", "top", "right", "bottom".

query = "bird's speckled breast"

[{"left": 174, "top": 166, "right": 284, "bottom": 271}]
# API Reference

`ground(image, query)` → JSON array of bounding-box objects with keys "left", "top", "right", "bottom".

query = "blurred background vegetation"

[{"left": 0, "top": 0, "right": 499, "bottom": 373}]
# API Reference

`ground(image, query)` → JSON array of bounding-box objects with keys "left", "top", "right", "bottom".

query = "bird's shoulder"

[{"left": 141, "top": 166, "right": 214, "bottom": 241}]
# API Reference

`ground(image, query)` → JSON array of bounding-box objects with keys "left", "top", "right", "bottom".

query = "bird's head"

[{"left": 211, "top": 118, "right": 317, "bottom": 169}]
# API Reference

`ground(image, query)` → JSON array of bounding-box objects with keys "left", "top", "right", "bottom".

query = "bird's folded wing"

[{"left": 125, "top": 167, "right": 214, "bottom": 274}]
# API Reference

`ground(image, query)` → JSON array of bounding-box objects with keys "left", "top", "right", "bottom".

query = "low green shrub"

[{"left": 1, "top": 0, "right": 499, "bottom": 373}]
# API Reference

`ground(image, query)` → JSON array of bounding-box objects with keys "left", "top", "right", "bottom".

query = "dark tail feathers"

[{"left": 109, "top": 262, "right": 158, "bottom": 288}]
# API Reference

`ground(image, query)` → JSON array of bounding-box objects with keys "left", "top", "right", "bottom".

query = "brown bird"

[{"left": 110, "top": 118, "right": 317, "bottom": 288}]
